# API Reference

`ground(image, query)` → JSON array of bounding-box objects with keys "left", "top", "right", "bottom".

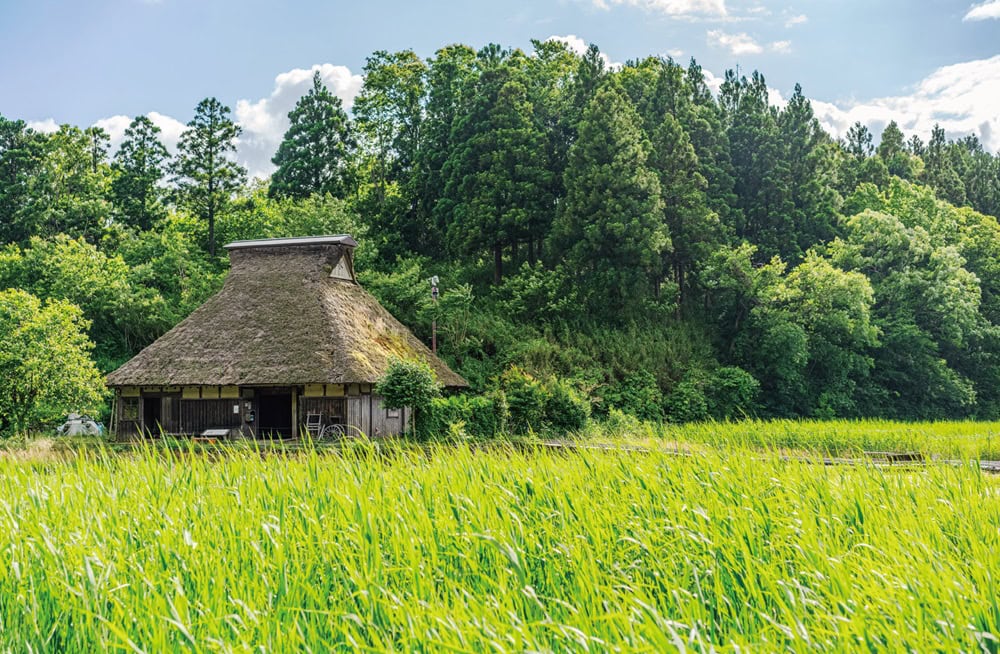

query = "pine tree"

[
  {"left": 778, "top": 84, "right": 839, "bottom": 253},
  {"left": 111, "top": 115, "right": 169, "bottom": 230},
  {"left": 923, "top": 124, "right": 966, "bottom": 206},
  {"left": 270, "top": 71, "right": 354, "bottom": 200},
  {"left": 412, "top": 44, "right": 478, "bottom": 258},
  {"left": 683, "top": 59, "right": 741, "bottom": 237},
  {"left": 720, "top": 70, "right": 796, "bottom": 261},
  {"left": 353, "top": 50, "right": 427, "bottom": 256},
  {"left": 439, "top": 50, "right": 551, "bottom": 284},
  {"left": 549, "top": 83, "right": 667, "bottom": 317},
  {"left": 171, "top": 98, "right": 246, "bottom": 256},
  {"left": 650, "top": 111, "right": 717, "bottom": 306}
]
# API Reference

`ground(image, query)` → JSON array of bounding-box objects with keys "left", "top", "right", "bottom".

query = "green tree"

[
  {"left": 683, "top": 59, "right": 741, "bottom": 237},
  {"left": 0, "top": 235, "right": 160, "bottom": 370},
  {"left": 270, "top": 71, "right": 354, "bottom": 200},
  {"left": 12, "top": 125, "right": 112, "bottom": 243},
  {"left": 440, "top": 49, "right": 551, "bottom": 284},
  {"left": 0, "top": 289, "right": 104, "bottom": 436},
  {"left": 549, "top": 83, "right": 668, "bottom": 317},
  {"left": 649, "top": 111, "right": 718, "bottom": 306},
  {"left": 720, "top": 71, "right": 796, "bottom": 261},
  {"left": 0, "top": 116, "right": 47, "bottom": 243},
  {"left": 375, "top": 358, "right": 442, "bottom": 437},
  {"left": 922, "top": 124, "right": 966, "bottom": 206},
  {"left": 353, "top": 50, "right": 427, "bottom": 255},
  {"left": 171, "top": 97, "right": 246, "bottom": 256},
  {"left": 778, "top": 85, "right": 840, "bottom": 252},
  {"left": 876, "top": 120, "right": 920, "bottom": 180},
  {"left": 411, "top": 45, "right": 479, "bottom": 258},
  {"left": 110, "top": 115, "right": 169, "bottom": 230}
]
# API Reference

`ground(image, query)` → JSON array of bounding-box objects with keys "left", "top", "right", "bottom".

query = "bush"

[
  {"left": 544, "top": 379, "right": 590, "bottom": 432},
  {"left": 423, "top": 391, "right": 509, "bottom": 440},
  {"left": 375, "top": 359, "right": 441, "bottom": 438},
  {"left": 664, "top": 373, "right": 710, "bottom": 423},
  {"left": 500, "top": 367, "right": 548, "bottom": 433},
  {"left": 604, "top": 370, "right": 663, "bottom": 421},
  {"left": 665, "top": 366, "right": 761, "bottom": 423},
  {"left": 706, "top": 366, "right": 759, "bottom": 419}
]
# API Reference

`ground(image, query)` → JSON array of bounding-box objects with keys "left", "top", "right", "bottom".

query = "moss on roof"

[{"left": 106, "top": 241, "right": 467, "bottom": 388}]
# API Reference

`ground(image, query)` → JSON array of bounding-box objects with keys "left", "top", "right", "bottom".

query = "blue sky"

[{"left": 2, "top": 0, "right": 999, "bottom": 176}]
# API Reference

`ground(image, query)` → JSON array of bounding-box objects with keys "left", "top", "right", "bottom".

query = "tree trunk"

[{"left": 527, "top": 239, "right": 536, "bottom": 266}]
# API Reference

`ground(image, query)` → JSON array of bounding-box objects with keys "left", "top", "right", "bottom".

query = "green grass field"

[
  {"left": 582, "top": 417, "right": 1000, "bottom": 461},
  {"left": 1, "top": 429, "right": 999, "bottom": 651}
]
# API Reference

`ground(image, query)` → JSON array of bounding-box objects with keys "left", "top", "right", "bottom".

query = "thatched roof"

[{"left": 107, "top": 236, "right": 467, "bottom": 388}]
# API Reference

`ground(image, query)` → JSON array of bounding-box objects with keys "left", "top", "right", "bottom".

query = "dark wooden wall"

[{"left": 179, "top": 399, "right": 242, "bottom": 433}]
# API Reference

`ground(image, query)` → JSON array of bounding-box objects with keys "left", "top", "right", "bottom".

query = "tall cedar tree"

[
  {"left": 352, "top": 50, "right": 427, "bottom": 256},
  {"left": 171, "top": 98, "right": 246, "bottom": 256},
  {"left": 412, "top": 44, "right": 478, "bottom": 258},
  {"left": 777, "top": 84, "right": 839, "bottom": 254},
  {"left": 440, "top": 49, "right": 552, "bottom": 284},
  {"left": 270, "top": 71, "right": 354, "bottom": 200},
  {"left": 650, "top": 112, "right": 717, "bottom": 306},
  {"left": 111, "top": 115, "right": 168, "bottom": 230},
  {"left": 549, "top": 83, "right": 668, "bottom": 318},
  {"left": 923, "top": 124, "right": 967, "bottom": 206},
  {"left": 720, "top": 71, "right": 796, "bottom": 261},
  {"left": 683, "top": 60, "right": 741, "bottom": 236}
]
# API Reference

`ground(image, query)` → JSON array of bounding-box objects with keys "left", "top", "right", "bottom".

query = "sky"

[{"left": 1, "top": 0, "right": 999, "bottom": 178}]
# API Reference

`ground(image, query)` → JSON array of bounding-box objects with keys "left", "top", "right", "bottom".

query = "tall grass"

[
  {"left": 0, "top": 441, "right": 998, "bottom": 651},
  {"left": 583, "top": 417, "right": 1000, "bottom": 460}
]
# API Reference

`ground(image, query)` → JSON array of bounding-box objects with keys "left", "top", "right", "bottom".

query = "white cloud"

[
  {"left": 147, "top": 111, "right": 187, "bottom": 152},
  {"left": 592, "top": 0, "right": 726, "bottom": 18},
  {"left": 75, "top": 63, "right": 361, "bottom": 180},
  {"left": 92, "top": 111, "right": 186, "bottom": 158},
  {"left": 964, "top": 0, "right": 1000, "bottom": 20},
  {"left": 785, "top": 13, "right": 807, "bottom": 27},
  {"left": 27, "top": 119, "right": 58, "bottom": 133},
  {"left": 770, "top": 40, "right": 792, "bottom": 54},
  {"left": 665, "top": 48, "right": 685, "bottom": 58},
  {"left": 235, "top": 63, "right": 363, "bottom": 179},
  {"left": 93, "top": 115, "right": 132, "bottom": 148},
  {"left": 809, "top": 55, "right": 1000, "bottom": 153},
  {"left": 545, "top": 34, "right": 622, "bottom": 69},
  {"left": 707, "top": 29, "right": 763, "bottom": 55}
]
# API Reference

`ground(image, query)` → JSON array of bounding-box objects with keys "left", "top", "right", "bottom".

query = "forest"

[{"left": 3, "top": 39, "right": 1000, "bottom": 435}]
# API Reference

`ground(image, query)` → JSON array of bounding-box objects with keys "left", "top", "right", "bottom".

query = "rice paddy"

[{"left": 0, "top": 430, "right": 998, "bottom": 651}]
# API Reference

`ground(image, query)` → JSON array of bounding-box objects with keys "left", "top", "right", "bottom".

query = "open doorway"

[
  {"left": 257, "top": 393, "right": 292, "bottom": 437},
  {"left": 142, "top": 396, "right": 162, "bottom": 435}
]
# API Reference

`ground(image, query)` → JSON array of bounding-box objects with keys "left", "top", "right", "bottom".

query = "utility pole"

[{"left": 430, "top": 275, "right": 439, "bottom": 354}]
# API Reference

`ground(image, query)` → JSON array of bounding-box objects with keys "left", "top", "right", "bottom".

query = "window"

[{"left": 122, "top": 397, "right": 139, "bottom": 421}]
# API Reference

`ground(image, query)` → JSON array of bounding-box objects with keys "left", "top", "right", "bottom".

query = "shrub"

[
  {"left": 665, "top": 366, "right": 761, "bottom": 422},
  {"left": 544, "top": 379, "right": 590, "bottom": 432},
  {"left": 706, "top": 366, "right": 759, "bottom": 419},
  {"left": 500, "top": 367, "right": 548, "bottom": 433},
  {"left": 604, "top": 370, "right": 663, "bottom": 421},
  {"left": 375, "top": 359, "right": 441, "bottom": 438},
  {"left": 664, "top": 372, "right": 710, "bottom": 423},
  {"left": 466, "top": 390, "right": 509, "bottom": 438},
  {"left": 424, "top": 391, "right": 509, "bottom": 440}
]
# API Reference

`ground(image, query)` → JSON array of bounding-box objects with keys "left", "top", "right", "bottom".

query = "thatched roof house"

[{"left": 107, "top": 235, "right": 465, "bottom": 438}]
